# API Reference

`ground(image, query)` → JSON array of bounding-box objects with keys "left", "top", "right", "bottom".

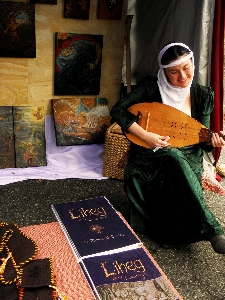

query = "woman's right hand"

[
  {"left": 127, "top": 122, "right": 170, "bottom": 148},
  {"left": 142, "top": 131, "right": 170, "bottom": 148}
]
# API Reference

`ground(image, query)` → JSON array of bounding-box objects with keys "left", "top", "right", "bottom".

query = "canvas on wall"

[
  {"left": 0, "top": 2, "right": 36, "bottom": 58},
  {"left": 54, "top": 33, "right": 103, "bottom": 96},
  {"left": 13, "top": 106, "right": 46, "bottom": 168},
  {"left": 64, "top": 0, "right": 90, "bottom": 19},
  {"left": 0, "top": 107, "right": 15, "bottom": 169},
  {"left": 97, "top": 0, "right": 123, "bottom": 20},
  {"left": 52, "top": 98, "right": 110, "bottom": 146}
]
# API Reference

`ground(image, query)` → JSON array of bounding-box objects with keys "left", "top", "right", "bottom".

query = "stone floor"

[{"left": 0, "top": 149, "right": 225, "bottom": 300}]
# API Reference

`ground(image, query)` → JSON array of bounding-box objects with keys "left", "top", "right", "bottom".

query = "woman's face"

[{"left": 164, "top": 57, "right": 193, "bottom": 88}]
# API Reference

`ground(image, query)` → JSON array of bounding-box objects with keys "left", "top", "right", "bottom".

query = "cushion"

[{"left": 202, "top": 158, "right": 225, "bottom": 195}]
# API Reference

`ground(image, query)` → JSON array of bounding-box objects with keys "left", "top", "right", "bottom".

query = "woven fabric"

[{"left": 21, "top": 222, "right": 95, "bottom": 300}]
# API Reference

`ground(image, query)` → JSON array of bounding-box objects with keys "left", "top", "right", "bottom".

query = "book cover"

[
  {"left": 51, "top": 196, "right": 140, "bottom": 259},
  {"left": 81, "top": 246, "right": 180, "bottom": 300}
]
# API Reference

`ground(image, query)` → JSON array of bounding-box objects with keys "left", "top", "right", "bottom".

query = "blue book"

[
  {"left": 80, "top": 246, "right": 181, "bottom": 300},
  {"left": 51, "top": 196, "right": 141, "bottom": 259}
]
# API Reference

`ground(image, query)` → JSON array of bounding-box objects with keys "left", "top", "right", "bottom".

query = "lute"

[{"left": 125, "top": 102, "right": 224, "bottom": 148}]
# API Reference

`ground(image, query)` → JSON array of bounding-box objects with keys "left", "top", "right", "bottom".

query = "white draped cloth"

[{"left": 0, "top": 116, "right": 107, "bottom": 185}]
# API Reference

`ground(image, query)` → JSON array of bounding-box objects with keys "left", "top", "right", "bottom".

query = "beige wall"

[{"left": 0, "top": 0, "right": 128, "bottom": 115}]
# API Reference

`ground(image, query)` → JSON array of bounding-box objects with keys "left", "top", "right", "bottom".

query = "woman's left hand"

[{"left": 211, "top": 132, "right": 225, "bottom": 147}]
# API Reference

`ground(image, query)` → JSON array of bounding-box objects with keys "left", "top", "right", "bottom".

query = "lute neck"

[{"left": 199, "top": 128, "right": 225, "bottom": 143}]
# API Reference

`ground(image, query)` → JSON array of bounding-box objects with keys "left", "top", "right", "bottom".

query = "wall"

[{"left": 0, "top": 0, "right": 128, "bottom": 115}]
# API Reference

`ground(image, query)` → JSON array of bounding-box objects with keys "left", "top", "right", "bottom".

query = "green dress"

[{"left": 110, "top": 76, "right": 223, "bottom": 245}]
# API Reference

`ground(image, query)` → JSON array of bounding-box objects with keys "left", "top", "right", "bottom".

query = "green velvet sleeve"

[
  {"left": 198, "top": 86, "right": 214, "bottom": 128},
  {"left": 194, "top": 84, "right": 214, "bottom": 152},
  {"left": 110, "top": 76, "right": 159, "bottom": 132}
]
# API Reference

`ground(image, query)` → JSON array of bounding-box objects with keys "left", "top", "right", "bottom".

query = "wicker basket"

[
  {"left": 103, "top": 122, "right": 130, "bottom": 180},
  {"left": 216, "top": 164, "right": 225, "bottom": 177}
]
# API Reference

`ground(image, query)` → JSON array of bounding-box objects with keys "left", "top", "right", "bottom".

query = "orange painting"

[{"left": 52, "top": 98, "right": 110, "bottom": 145}]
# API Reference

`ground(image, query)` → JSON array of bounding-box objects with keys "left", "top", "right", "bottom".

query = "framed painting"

[
  {"left": 13, "top": 106, "right": 46, "bottom": 168},
  {"left": 97, "top": 0, "right": 123, "bottom": 20},
  {"left": 0, "top": 107, "right": 15, "bottom": 169},
  {"left": 52, "top": 98, "right": 110, "bottom": 146},
  {"left": 54, "top": 33, "right": 103, "bottom": 96},
  {"left": 64, "top": 0, "right": 90, "bottom": 19},
  {"left": 0, "top": 2, "right": 36, "bottom": 58}
]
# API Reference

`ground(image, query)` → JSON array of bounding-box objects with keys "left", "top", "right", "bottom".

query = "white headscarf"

[{"left": 157, "top": 42, "right": 194, "bottom": 110}]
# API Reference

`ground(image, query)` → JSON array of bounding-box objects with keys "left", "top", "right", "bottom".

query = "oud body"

[{"left": 125, "top": 102, "right": 220, "bottom": 148}]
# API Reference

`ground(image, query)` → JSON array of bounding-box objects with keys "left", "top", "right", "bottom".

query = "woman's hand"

[
  {"left": 127, "top": 122, "right": 170, "bottom": 148},
  {"left": 142, "top": 131, "right": 170, "bottom": 148},
  {"left": 211, "top": 132, "right": 225, "bottom": 148}
]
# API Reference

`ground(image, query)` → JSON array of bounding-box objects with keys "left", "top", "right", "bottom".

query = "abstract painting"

[
  {"left": 0, "top": 2, "right": 36, "bottom": 58},
  {"left": 52, "top": 98, "right": 110, "bottom": 145},
  {"left": 13, "top": 106, "right": 46, "bottom": 168},
  {"left": 64, "top": 0, "right": 90, "bottom": 19},
  {"left": 97, "top": 0, "right": 123, "bottom": 20},
  {"left": 54, "top": 33, "right": 103, "bottom": 96},
  {"left": 0, "top": 107, "right": 15, "bottom": 169}
]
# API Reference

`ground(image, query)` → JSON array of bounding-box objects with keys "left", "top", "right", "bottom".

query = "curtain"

[
  {"left": 210, "top": 0, "right": 225, "bottom": 163},
  {"left": 123, "top": 0, "right": 215, "bottom": 86}
]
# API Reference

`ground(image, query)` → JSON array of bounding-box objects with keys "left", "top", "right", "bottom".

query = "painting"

[
  {"left": 30, "top": 0, "right": 57, "bottom": 4},
  {"left": 0, "top": 107, "right": 15, "bottom": 169},
  {"left": 64, "top": 0, "right": 90, "bottom": 19},
  {"left": 0, "top": 2, "right": 36, "bottom": 58},
  {"left": 97, "top": 0, "right": 123, "bottom": 20},
  {"left": 54, "top": 33, "right": 103, "bottom": 96},
  {"left": 52, "top": 98, "right": 111, "bottom": 146},
  {"left": 13, "top": 106, "right": 46, "bottom": 168}
]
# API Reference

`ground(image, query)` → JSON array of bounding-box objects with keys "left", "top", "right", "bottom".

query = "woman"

[{"left": 110, "top": 42, "right": 225, "bottom": 254}]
